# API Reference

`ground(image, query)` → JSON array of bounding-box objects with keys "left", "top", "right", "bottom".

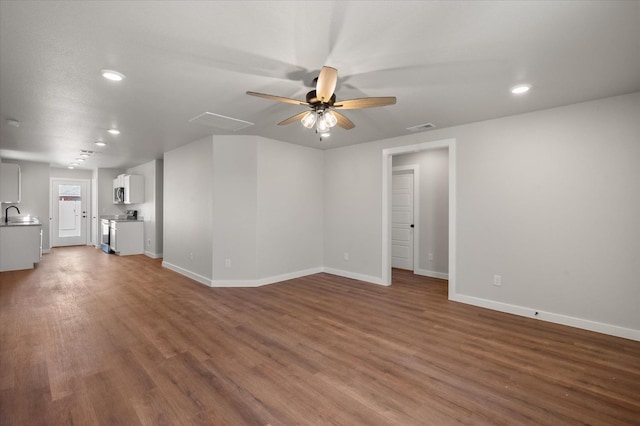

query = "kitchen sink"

[{"left": 7, "top": 216, "right": 40, "bottom": 224}]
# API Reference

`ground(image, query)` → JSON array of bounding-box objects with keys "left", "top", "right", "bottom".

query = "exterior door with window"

[{"left": 51, "top": 179, "right": 89, "bottom": 247}]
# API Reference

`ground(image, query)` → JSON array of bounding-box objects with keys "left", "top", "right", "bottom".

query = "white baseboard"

[
  {"left": 144, "top": 251, "right": 163, "bottom": 259},
  {"left": 156, "top": 260, "right": 638, "bottom": 342},
  {"left": 160, "top": 263, "right": 324, "bottom": 288},
  {"left": 322, "top": 267, "right": 388, "bottom": 286},
  {"left": 414, "top": 268, "right": 448, "bottom": 280},
  {"left": 161, "top": 261, "right": 212, "bottom": 287},
  {"left": 450, "top": 293, "right": 640, "bottom": 342},
  {"left": 159, "top": 264, "right": 387, "bottom": 288},
  {"left": 212, "top": 267, "right": 324, "bottom": 287}
]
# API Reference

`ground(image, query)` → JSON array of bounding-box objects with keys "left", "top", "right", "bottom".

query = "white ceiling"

[{"left": 1, "top": 1, "right": 639, "bottom": 170}]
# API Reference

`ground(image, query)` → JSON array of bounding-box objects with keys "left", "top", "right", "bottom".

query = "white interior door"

[
  {"left": 392, "top": 170, "right": 414, "bottom": 270},
  {"left": 51, "top": 179, "right": 89, "bottom": 247}
]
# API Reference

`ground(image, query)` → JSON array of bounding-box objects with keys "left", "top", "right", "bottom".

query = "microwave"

[{"left": 114, "top": 187, "right": 125, "bottom": 204}]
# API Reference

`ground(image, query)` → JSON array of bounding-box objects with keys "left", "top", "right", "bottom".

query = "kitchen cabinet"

[
  {"left": 0, "top": 163, "right": 21, "bottom": 203},
  {"left": 113, "top": 174, "right": 125, "bottom": 188},
  {"left": 0, "top": 224, "right": 42, "bottom": 271},
  {"left": 109, "top": 220, "right": 143, "bottom": 255},
  {"left": 124, "top": 174, "right": 144, "bottom": 204}
]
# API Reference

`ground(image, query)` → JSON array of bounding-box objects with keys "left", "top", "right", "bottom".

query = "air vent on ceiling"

[
  {"left": 406, "top": 122, "right": 436, "bottom": 132},
  {"left": 188, "top": 112, "right": 254, "bottom": 132}
]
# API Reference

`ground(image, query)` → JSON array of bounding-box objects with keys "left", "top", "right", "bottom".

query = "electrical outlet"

[
  {"left": 428, "top": 253, "right": 434, "bottom": 261},
  {"left": 493, "top": 274, "right": 502, "bottom": 286},
  {"left": 343, "top": 252, "right": 349, "bottom": 261},
  {"left": 147, "top": 239, "right": 151, "bottom": 247},
  {"left": 225, "top": 258, "right": 231, "bottom": 268},
  {"left": 189, "top": 252, "right": 194, "bottom": 262}
]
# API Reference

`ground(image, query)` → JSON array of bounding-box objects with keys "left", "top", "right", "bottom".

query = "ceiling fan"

[{"left": 246, "top": 66, "right": 396, "bottom": 136}]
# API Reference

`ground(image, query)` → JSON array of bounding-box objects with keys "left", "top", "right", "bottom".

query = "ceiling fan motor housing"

[{"left": 306, "top": 90, "right": 336, "bottom": 108}]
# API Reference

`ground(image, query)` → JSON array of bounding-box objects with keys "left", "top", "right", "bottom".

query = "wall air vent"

[
  {"left": 188, "top": 112, "right": 254, "bottom": 132},
  {"left": 406, "top": 122, "right": 436, "bottom": 132}
]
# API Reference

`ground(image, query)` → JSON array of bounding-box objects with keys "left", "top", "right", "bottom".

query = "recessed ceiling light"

[
  {"left": 75, "top": 158, "right": 85, "bottom": 162},
  {"left": 94, "top": 141, "right": 107, "bottom": 147},
  {"left": 80, "top": 153, "right": 90, "bottom": 157},
  {"left": 6, "top": 119, "right": 20, "bottom": 127},
  {"left": 510, "top": 84, "right": 531, "bottom": 95},
  {"left": 101, "top": 69, "right": 126, "bottom": 81},
  {"left": 68, "top": 166, "right": 75, "bottom": 169},
  {"left": 71, "top": 162, "right": 79, "bottom": 166},
  {"left": 107, "top": 128, "right": 120, "bottom": 135}
]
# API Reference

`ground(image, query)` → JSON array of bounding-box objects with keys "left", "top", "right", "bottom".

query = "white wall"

[
  {"left": 163, "top": 134, "right": 324, "bottom": 286},
  {"left": 256, "top": 137, "right": 324, "bottom": 279},
  {"left": 127, "top": 159, "right": 163, "bottom": 258},
  {"left": 324, "top": 143, "right": 386, "bottom": 283},
  {"left": 50, "top": 167, "right": 92, "bottom": 180},
  {"left": 324, "top": 92, "right": 640, "bottom": 339},
  {"left": 96, "top": 168, "right": 126, "bottom": 217},
  {"left": 393, "top": 149, "right": 449, "bottom": 276},
  {"left": 212, "top": 136, "right": 258, "bottom": 281},
  {"left": 163, "top": 136, "right": 214, "bottom": 283}
]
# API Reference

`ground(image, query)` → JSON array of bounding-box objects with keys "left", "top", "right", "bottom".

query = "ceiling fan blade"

[
  {"left": 332, "top": 110, "right": 355, "bottom": 130},
  {"left": 333, "top": 97, "right": 397, "bottom": 109},
  {"left": 246, "top": 91, "right": 308, "bottom": 106},
  {"left": 316, "top": 66, "right": 338, "bottom": 103},
  {"left": 277, "top": 111, "right": 310, "bottom": 126}
]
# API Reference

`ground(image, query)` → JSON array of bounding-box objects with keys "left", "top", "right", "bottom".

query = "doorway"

[
  {"left": 382, "top": 138, "right": 456, "bottom": 298},
  {"left": 51, "top": 179, "right": 90, "bottom": 247}
]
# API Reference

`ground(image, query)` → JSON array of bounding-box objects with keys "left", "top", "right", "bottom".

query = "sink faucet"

[{"left": 5, "top": 205, "right": 20, "bottom": 223}]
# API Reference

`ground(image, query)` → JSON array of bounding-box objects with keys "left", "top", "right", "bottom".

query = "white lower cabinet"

[
  {"left": 109, "top": 220, "right": 143, "bottom": 256},
  {"left": 0, "top": 225, "right": 42, "bottom": 271}
]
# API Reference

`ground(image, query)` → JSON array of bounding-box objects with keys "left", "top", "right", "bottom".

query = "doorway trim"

[
  {"left": 381, "top": 138, "right": 456, "bottom": 299},
  {"left": 49, "top": 178, "right": 92, "bottom": 247}
]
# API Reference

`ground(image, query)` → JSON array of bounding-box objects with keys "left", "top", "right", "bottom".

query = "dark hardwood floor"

[{"left": 1, "top": 246, "right": 639, "bottom": 425}]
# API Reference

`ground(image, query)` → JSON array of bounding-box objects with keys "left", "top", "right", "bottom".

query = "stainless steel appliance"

[
  {"left": 114, "top": 187, "right": 125, "bottom": 204},
  {"left": 101, "top": 218, "right": 112, "bottom": 253},
  {"left": 101, "top": 219, "right": 110, "bottom": 245}
]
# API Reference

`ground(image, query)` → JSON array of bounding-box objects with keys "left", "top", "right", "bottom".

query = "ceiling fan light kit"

[
  {"left": 322, "top": 110, "right": 337, "bottom": 128},
  {"left": 301, "top": 111, "right": 317, "bottom": 129},
  {"left": 247, "top": 65, "right": 396, "bottom": 139}
]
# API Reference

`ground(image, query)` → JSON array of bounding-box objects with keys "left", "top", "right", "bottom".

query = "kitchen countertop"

[{"left": 101, "top": 215, "right": 144, "bottom": 222}]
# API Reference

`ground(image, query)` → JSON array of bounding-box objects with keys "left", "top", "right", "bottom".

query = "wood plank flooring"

[{"left": 1, "top": 246, "right": 639, "bottom": 425}]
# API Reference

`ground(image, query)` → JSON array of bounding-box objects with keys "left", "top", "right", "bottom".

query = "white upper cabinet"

[
  {"left": 124, "top": 174, "right": 144, "bottom": 204},
  {"left": 0, "top": 163, "right": 21, "bottom": 203}
]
